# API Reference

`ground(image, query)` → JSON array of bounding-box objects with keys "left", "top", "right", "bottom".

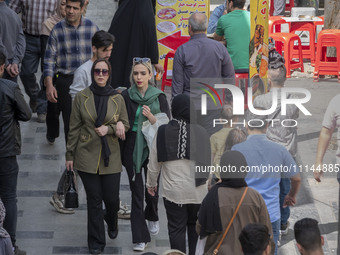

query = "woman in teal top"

[{"left": 120, "top": 57, "right": 170, "bottom": 252}]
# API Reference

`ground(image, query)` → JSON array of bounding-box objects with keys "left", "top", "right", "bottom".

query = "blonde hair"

[{"left": 129, "top": 60, "right": 155, "bottom": 86}]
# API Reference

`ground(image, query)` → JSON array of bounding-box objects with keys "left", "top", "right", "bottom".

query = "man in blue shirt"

[
  {"left": 232, "top": 110, "right": 301, "bottom": 255},
  {"left": 207, "top": 3, "right": 226, "bottom": 34}
]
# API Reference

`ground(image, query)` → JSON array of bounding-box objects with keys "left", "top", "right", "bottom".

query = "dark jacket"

[
  {"left": 120, "top": 89, "right": 170, "bottom": 169},
  {"left": 0, "top": 78, "right": 31, "bottom": 157}
]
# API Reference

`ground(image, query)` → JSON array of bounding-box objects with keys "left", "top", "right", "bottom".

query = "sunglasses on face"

[
  {"left": 94, "top": 69, "right": 109, "bottom": 76},
  {"left": 133, "top": 57, "right": 151, "bottom": 64}
]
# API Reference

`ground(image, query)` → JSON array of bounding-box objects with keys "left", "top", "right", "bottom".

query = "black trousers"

[
  {"left": 123, "top": 132, "right": 159, "bottom": 243},
  {"left": 78, "top": 171, "right": 121, "bottom": 250},
  {"left": 163, "top": 198, "right": 201, "bottom": 255},
  {"left": 46, "top": 74, "right": 73, "bottom": 144},
  {"left": 0, "top": 157, "right": 19, "bottom": 247}
]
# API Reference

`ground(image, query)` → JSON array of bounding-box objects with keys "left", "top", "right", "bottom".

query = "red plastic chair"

[
  {"left": 313, "top": 29, "right": 340, "bottom": 82},
  {"left": 161, "top": 50, "right": 176, "bottom": 91},
  {"left": 290, "top": 22, "right": 316, "bottom": 64},
  {"left": 314, "top": 16, "right": 324, "bottom": 47},
  {"left": 314, "top": 16, "right": 324, "bottom": 28},
  {"left": 269, "top": 16, "right": 289, "bottom": 34},
  {"left": 270, "top": 33, "right": 304, "bottom": 78},
  {"left": 270, "top": 0, "right": 294, "bottom": 16}
]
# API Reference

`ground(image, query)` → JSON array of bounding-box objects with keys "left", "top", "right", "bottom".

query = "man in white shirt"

[{"left": 69, "top": 30, "right": 114, "bottom": 99}]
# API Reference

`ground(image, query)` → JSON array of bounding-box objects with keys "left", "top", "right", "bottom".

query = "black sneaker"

[
  {"left": 280, "top": 221, "right": 290, "bottom": 236},
  {"left": 14, "top": 246, "right": 26, "bottom": 255},
  {"left": 46, "top": 134, "right": 55, "bottom": 145}
]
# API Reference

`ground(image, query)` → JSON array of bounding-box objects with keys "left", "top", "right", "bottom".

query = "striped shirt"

[
  {"left": 9, "top": 0, "right": 57, "bottom": 36},
  {"left": 43, "top": 18, "right": 98, "bottom": 78}
]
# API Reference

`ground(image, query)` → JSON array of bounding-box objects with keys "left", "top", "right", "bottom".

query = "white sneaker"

[
  {"left": 280, "top": 221, "right": 290, "bottom": 236},
  {"left": 147, "top": 220, "right": 159, "bottom": 235},
  {"left": 118, "top": 201, "right": 131, "bottom": 219},
  {"left": 133, "top": 242, "right": 147, "bottom": 251}
]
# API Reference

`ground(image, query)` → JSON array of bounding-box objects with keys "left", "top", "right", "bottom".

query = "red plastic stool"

[
  {"left": 313, "top": 29, "right": 340, "bottom": 82},
  {"left": 270, "top": 33, "right": 304, "bottom": 78},
  {"left": 290, "top": 22, "right": 316, "bottom": 64},
  {"left": 270, "top": 0, "right": 294, "bottom": 16},
  {"left": 161, "top": 50, "right": 176, "bottom": 91},
  {"left": 314, "top": 16, "right": 324, "bottom": 28},
  {"left": 314, "top": 16, "right": 324, "bottom": 47},
  {"left": 223, "top": 73, "right": 249, "bottom": 108},
  {"left": 269, "top": 16, "right": 290, "bottom": 33}
]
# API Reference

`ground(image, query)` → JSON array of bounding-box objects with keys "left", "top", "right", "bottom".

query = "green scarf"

[{"left": 128, "top": 85, "right": 164, "bottom": 174}]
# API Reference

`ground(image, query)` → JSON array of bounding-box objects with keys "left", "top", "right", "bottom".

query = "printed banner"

[
  {"left": 155, "top": 0, "right": 210, "bottom": 73},
  {"left": 249, "top": 0, "right": 269, "bottom": 95}
]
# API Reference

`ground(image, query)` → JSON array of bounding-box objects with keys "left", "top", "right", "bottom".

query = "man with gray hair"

[
  {"left": 172, "top": 12, "right": 235, "bottom": 135},
  {"left": 172, "top": 12, "right": 234, "bottom": 98}
]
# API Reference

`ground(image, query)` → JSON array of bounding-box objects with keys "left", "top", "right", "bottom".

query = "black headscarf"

[
  {"left": 157, "top": 94, "right": 210, "bottom": 186},
  {"left": 89, "top": 59, "right": 117, "bottom": 167},
  {"left": 198, "top": 151, "right": 248, "bottom": 238},
  {"left": 108, "top": 0, "right": 159, "bottom": 88}
]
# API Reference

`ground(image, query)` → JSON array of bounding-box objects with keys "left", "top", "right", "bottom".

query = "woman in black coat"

[{"left": 120, "top": 57, "right": 170, "bottom": 251}]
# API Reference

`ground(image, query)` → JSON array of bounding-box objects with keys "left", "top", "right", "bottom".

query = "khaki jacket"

[
  {"left": 66, "top": 87, "right": 129, "bottom": 174},
  {"left": 197, "top": 187, "right": 273, "bottom": 255}
]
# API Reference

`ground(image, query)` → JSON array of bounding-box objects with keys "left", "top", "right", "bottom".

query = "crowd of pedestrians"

[{"left": 0, "top": 0, "right": 335, "bottom": 254}]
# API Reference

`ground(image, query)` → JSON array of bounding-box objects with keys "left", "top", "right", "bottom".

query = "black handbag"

[{"left": 64, "top": 170, "right": 79, "bottom": 208}]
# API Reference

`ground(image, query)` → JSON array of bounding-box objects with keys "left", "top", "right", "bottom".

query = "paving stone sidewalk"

[{"left": 13, "top": 75, "right": 339, "bottom": 255}]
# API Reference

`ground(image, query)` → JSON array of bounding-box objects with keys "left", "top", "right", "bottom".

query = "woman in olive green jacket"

[{"left": 66, "top": 59, "right": 129, "bottom": 255}]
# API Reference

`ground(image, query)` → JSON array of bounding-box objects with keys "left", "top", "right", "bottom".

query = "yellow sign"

[
  {"left": 156, "top": 0, "right": 210, "bottom": 67},
  {"left": 249, "top": 0, "right": 269, "bottom": 95}
]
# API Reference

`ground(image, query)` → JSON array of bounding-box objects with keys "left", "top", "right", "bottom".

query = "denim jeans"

[
  {"left": 279, "top": 178, "right": 291, "bottom": 225},
  {"left": 272, "top": 219, "right": 280, "bottom": 255},
  {"left": 37, "top": 76, "right": 47, "bottom": 114},
  {"left": 20, "top": 34, "right": 47, "bottom": 114},
  {"left": 0, "top": 156, "right": 19, "bottom": 247}
]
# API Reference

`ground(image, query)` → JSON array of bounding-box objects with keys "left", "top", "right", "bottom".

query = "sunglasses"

[
  {"left": 94, "top": 69, "right": 109, "bottom": 76},
  {"left": 133, "top": 57, "right": 151, "bottom": 64}
]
